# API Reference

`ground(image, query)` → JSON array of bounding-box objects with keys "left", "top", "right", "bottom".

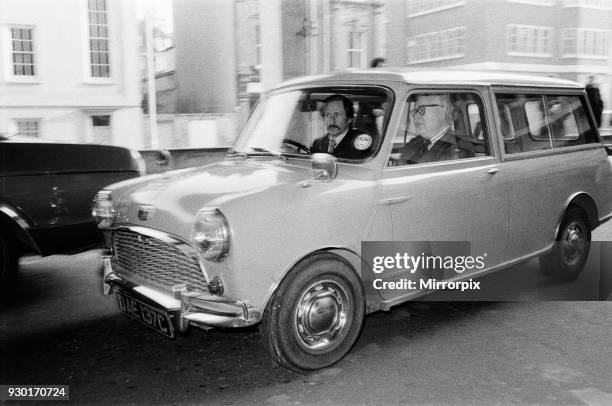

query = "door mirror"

[{"left": 312, "top": 153, "right": 338, "bottom": 182}]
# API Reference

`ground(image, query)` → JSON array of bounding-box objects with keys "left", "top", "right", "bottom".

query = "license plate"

[{"left": 115, "top": 290, "right": 175, "bottom": 339}]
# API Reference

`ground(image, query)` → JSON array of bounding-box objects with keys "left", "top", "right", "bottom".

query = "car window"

[
  {"left": 496, "top": 93, "right": 597, "bottom": 154},
  {"left": 524, "top": 99, "right": 550, "bottom": 142},
  {"left": 604, "top": 113, "right": 612, "bottom": 128},
  {"left": 387, "top": 92, "right": 490, "bottom": 167},
  {"left": 233, "top": 86, "right": 393, "bottom": 161},
  {"left": 546, "top": 95, "right": 581, "bottom": 147},
  {"left": 496, "top": 94, "right": 552, "bottom": 154}
]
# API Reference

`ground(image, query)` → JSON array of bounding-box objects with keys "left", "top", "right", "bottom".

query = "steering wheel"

[{"left": 282, "top": 139, "right": 311, "bottom": 154}]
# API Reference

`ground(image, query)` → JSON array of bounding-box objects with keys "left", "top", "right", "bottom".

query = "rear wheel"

[
  {"left": 0, "top": 231, "right": 19, "bottom": 288},
  {"left": 259, "top": 254, "right": 364, "bottom": 372},
  {"left": 540, "top": 206, "right": 590, "bottom": 281}
]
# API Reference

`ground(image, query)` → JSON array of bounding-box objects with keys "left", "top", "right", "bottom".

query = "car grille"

[{"left": 112, "top": 228, "right": 207, "bottom": 289}]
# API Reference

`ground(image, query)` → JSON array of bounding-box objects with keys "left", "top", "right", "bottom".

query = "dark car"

[{"left": 0, "top": 135, "right": 144, "bottom": 287}]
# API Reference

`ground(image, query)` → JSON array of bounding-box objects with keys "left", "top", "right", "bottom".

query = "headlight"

[
  {"left": 92, "top": 190, "right": 116, "bottom": 229},
  {"left": 193, "top": 208, "right": 231, "bottom": 261}
]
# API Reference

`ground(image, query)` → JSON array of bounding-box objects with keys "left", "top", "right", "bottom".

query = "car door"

[{"left": 376, "top": 89, "right": 511, "bottom": 302}]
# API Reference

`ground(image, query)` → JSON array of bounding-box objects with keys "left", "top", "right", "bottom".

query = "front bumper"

[{"left": 101, "top": 256, "right": 261, "bottom": 332}]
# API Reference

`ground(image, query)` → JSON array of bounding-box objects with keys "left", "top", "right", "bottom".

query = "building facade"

[
  {"left": 165, "top": 0, "right": 387, "bottom": 145},
  {"left": 0, "top": 0, "right": 143, "bottom": 147},
  {"left": 387, "top": 0, "right": 612, "bottom": 108}
]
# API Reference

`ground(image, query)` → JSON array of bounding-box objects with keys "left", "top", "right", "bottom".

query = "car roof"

[{"left": 274, "top": 68, "right": 583, "bottom": 90}]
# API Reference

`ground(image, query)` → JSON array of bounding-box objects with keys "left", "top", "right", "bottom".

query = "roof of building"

[{"left": 275, "top": 68, "right": 583, "bottom": 90}]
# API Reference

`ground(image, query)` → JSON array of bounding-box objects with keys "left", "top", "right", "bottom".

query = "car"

[
  {"left": 97, "top": 69, "right": 612, "bottom": 371},
  {"left": 600, "top": 109, "right": 612, "bottom": 145},
  {"left": 0, "top": 135, "right": 144, "bottom": 287}
]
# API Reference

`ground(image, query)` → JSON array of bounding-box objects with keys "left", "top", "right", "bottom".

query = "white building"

[{"left": 0, "top": 0, "right": 143, "bottom": 148}]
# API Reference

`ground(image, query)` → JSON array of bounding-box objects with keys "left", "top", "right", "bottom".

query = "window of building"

[
  {"left": 91, "top": 114, "right": 111, "bottom": 144},
  {"left": 506, "top": 25, "right": 553, "bottom": 56},
  {"left": 347, "top": 29, "right": 367, "bottom": 68},
  {"left": 562, "top": 29, "right": 610, "bottom": 58},
  {"left": 14, "top": 120, "right": 40, "bottom": 137},
  {"left": 10, "top": 27, "right": 35, "bottom": 76},
  {"left": 406, "top": 0, "right": 466, "bottom": 17},
  {"left": 406, "top": 27, "right": 466, "bottom": 64},
  {"left": 88, "top": 0, "right": 111, "bottom": 77},
  {"left": 562, "top": 0, "right": 612, "bottom": 9}
]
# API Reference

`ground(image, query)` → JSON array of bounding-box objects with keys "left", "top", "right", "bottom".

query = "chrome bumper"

[{"left": 100, "top": 256, "right": 261, "bottom": 331}]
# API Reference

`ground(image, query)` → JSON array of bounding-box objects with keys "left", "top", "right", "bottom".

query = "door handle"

[{"left": 487, "top": 167, "right": 499, "bottom": 175}]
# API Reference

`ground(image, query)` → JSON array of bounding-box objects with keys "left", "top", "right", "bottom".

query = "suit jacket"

[
  {"left": 311, "top": 128, "right": 375, "bottom": 160},
  {"left": 398, "top": 131, "right": 475, "bottom": 165}
]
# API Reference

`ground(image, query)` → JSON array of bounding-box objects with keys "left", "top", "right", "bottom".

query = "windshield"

[{"left": 233, "top": 86, "right": 394, "bottom": 161}]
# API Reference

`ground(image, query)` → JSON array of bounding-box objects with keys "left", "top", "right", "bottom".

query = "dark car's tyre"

[
  {"left": 0, "top": 231, "right": 19, "bottom": 288},
  {"left": 259, "top": 253, "right": 365, "bottom": 372},
  {"left": 539, "top": 206, "right": 591, "bottom": 281}
]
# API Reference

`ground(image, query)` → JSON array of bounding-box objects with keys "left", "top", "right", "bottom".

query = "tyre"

[
  {"left": 0, "top": 231, "right": 19, "bottom": 288},
  {"left": 259, "top": 253, "right": 365, "bottom": 372},
  {"left": 539, "top": 206, "right": 590, "bottom": 281}
]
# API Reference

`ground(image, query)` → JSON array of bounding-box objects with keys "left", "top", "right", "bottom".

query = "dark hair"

[
  {"left": 324, "top": 94, "right": 354, "bottom": 119},
  {"left": 370, "top": 57, "right": 386, "bottom": 68}
]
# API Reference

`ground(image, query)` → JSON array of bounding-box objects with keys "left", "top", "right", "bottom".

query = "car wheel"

[
  {"left": 0, "top": 231, "right": 19, "bottom": 288},
  {"left": 539, "top": 206, "right": 590, "bottom": 281},
  {"left": 259, "top": 253, "right": 365, "bottom": 372}
]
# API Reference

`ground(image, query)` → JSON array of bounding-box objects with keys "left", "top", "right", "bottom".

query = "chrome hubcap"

[
  {"left": 561, "top": 220, "right": 586, "bottom": 266},
  {"left": 294, "top": 280, "right": 349, "bottom": 350}
]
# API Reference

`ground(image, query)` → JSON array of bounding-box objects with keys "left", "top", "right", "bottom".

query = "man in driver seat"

[{"left": 311, "top": 94, "right": 375, "bottom": 160}]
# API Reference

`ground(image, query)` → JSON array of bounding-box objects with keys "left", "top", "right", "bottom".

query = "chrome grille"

[{"left": 112, "top": 228, "right": 207, "bottom": 289}]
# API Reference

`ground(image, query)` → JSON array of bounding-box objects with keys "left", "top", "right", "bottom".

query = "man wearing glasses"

[
  {"left": 399, "top": 94, "right": 475, "bottom": 164},
  {"left": 311, "top": 94, "right": 375, "bottom": 160}
]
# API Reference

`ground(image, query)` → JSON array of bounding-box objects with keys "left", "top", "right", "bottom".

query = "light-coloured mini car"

[{"left": 97, "top": 70, "right": 612, "bottom": 371}]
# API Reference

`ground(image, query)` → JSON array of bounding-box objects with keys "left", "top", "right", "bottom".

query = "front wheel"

[
  {"left": 259, "top": 254, "right": 364, "bottom": 371},
  {"left": 540, "top": 206, "right": 591, "bottom": 281}
]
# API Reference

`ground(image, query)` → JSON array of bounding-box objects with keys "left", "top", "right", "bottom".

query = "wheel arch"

[
  {"left": 261, "top": 247, "right": 384, "bottom": 316},
  {"left": 557, "top": 193, "right": 598, "bottom": 236},
  {"left": 0, "top": 204, "right": 40, "bottom": 254}
]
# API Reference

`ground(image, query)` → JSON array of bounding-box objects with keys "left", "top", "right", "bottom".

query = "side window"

[
  {"left": 388, "top": 92, "right": 489, "bottom": 167},
  {"left": 524, "top": 99, "right": 550, "bottom": 141},
  {"left": 496, "top": 94, "right": 552, "bottom": 154},
  {"left": 546, "top": 95, "right": 597, "bottom": 148}
]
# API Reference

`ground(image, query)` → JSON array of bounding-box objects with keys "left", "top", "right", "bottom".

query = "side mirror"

[{"left": 311, "top": 153, "right": 338, "bottom": 182}]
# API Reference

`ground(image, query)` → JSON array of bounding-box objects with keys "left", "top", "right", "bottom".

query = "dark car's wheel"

[
  {"left": 0, "top": 231, "right": 19, "bottom": 288},
  {"left": 540, "top": 206, "right": 591, "bottom": 281},
  {"left": 259, "top": 253, "right": 364, "bottom": 372}
]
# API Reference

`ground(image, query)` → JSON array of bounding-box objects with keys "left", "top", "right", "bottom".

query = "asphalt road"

[{"left": 1, "top": 226, "right": 612, "bottom": 405}]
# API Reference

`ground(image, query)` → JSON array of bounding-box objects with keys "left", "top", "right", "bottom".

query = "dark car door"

[{"left": 0, "top": 139, "right": 141, "bottom": 254}]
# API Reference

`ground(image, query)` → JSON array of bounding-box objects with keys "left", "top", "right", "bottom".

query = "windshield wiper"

[
  {"left": 226, "top": 148, "right": 249, "bottom": 158},
  {"left": 246, "top": 147, "right": 289, "bottom": 160}
]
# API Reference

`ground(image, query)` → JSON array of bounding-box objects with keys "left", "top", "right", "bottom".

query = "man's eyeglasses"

[{"left": 414, "top": 104, "right": 443, "bottom": 117}]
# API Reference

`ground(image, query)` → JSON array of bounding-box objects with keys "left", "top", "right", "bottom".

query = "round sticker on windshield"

[{"left": 354, "top": 134, "right": 372, "bottom": 150}]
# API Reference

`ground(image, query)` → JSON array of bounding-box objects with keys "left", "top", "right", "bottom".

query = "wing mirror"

[{"left": 311, "top": 153, "right": 338, "bottom": 182}]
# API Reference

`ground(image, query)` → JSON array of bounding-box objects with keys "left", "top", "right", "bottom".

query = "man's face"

[
  {"left": 414, "top": 95, "right": 446, "bottom": 140},
  {"left": 324, "top": 100, "right": 351, "bottom": 137}
]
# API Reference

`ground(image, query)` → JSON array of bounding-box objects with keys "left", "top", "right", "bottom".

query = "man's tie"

[{"left": 329, "top": 137, "right": 337, "bottom": 153}]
